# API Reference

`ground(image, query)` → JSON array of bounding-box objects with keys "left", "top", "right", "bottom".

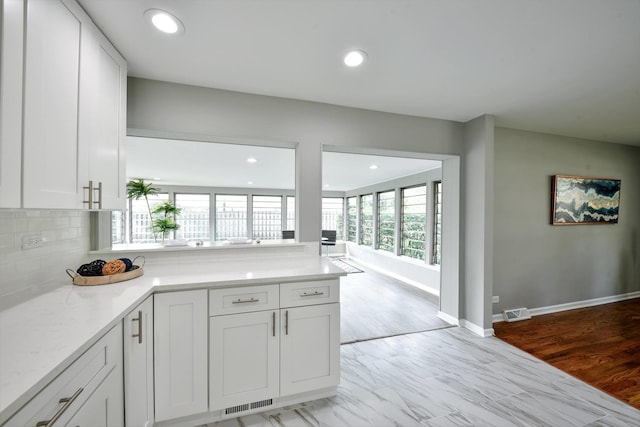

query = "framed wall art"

[{"left": 551, "top": 175, "right": 620, "bottom": 225}]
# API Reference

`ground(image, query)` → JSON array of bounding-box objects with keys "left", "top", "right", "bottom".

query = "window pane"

[
  {"left": 401, "top": 185, "right": 426, "bottom": 260},
  {"left": 347, "top": 197, "right": 357, "bottom": 242},
  {"left": 286, "top": 196, "right": 295, "bottom": 231},
  {"left": 215, "top": 195, "right": 247, "bottom": 240},
  {"left": 377, "top": 190, "right": 395, "bottom": 252},
  {"left": 175, "top": 193, "right": 210, "bottom": 240},
  {"left": 432, "top": 181, "right": 442, "bottom": 265},
  {"left": 111, "top": 210, "right": 125, "bottom": 244},
  {"left": 322, "top": 197, "right": 344, "bottom": 240},
  {"left": 252, "top": 195, "right": 282, "bottom": 240},
  {"left": 359, "top": 194, "right": 373, "bottom": 246},
  {"left": 130, "top": 193, "right": 169, "bottom": 243}
]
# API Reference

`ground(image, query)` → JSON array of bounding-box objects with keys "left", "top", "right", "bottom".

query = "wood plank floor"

[{"left": 494, "top": 298, "right": 640, "bottom": 410}]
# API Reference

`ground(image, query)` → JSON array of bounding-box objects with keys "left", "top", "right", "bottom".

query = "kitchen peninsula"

[{"left": 0, "top": 245, "right": 345, "bottom": 426}]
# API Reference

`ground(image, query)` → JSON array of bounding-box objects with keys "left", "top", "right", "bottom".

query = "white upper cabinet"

[
  {"left": 16, "top": 0, "right": 126, "bottom": 209},
  {"left": 0, "top": 0, "right": 24, "bottom": 208}
]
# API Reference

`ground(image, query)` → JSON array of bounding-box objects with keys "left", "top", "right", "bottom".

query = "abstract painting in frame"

[{"left": 551, "top": 175, "right": 620, "bottom": 225}]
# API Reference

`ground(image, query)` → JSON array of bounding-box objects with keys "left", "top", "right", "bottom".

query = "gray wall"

[
  {"left": 127, "top": 77, "right": 466, "bottom": 324},
  {"left": 493, "top": 127, "right": 640, "bottom": 314}
]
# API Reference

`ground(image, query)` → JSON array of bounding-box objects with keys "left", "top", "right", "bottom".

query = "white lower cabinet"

[
  {"left": 280, "top": 303, "right": 340, "bottom": 396},
  {"left": 154, "top": 290, "right": 208, "bottom": 422},
  {"left": 64, "top": 365, "right": 123, "bottom": 427},
  {"left": 3, "top": 323, "right": 123, "bottom": 427},
  {"left": 209, "top": 281, "right": 340, "bottom": 419},
  {"left": 209, "top": 310, "right": 280, "bottom": 411},
  {"left": 123, "top": 296, "right": 154, "bottom": 427}
]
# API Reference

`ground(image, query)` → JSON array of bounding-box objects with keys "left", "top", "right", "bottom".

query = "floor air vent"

[
  {"left": 503, "top": 307, "right": 531, "bottom": 322},
  {"left": 225, "top": 398, "right": 274, "bottom": 416}
]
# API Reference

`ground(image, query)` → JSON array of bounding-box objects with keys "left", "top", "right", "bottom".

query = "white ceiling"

[
  {"left": 128, "top": 136, "right": 440, "bottom": 191},
  {"left": 78, "top": 0, "right": 640, "bottom": 146}
]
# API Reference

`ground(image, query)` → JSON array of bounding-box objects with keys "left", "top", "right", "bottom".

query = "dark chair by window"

[
  {"left": 321, "top": 230, "right": 336, "bottom": 256},
  {"left": 282, "top": 230, "right": 295, "bottom": 239}
]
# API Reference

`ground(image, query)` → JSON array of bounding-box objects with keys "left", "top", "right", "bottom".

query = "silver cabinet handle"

[
  {"left": 36, "top": 388, "right": 83, "bottom": 427},
  {"left": 93, "top": 182, "right": 103, "bottom": 209},
  {"left": 272, "top": 312, "right": 276, "bottom": 337},
  {"left": 132, "top": 310, "right": 143, "bottom": 344},
  {"left": 83, "top": 181, "right": 94, "bottom": 208},
  {"left": 232, "top": 297, "right": 259, "bottom": 304},
  {"left": 300, "top": 291, "right": 324, "bottom": 297},
  {"left": 285, "top": 310, "right": 289, "bottom": 335}
]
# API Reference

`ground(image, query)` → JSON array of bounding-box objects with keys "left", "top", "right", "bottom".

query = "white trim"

[
  {"left": 461, "top": 319, "right": 494, "bottom": 337},
  {"left": 437, "top": 311, "right": 459, "bottom": 326},
  {"left": 492, "top": 291, "right": 640, "bottom": 323}
]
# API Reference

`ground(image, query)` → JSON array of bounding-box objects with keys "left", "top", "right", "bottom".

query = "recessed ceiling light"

[
  {"left": 153, "top": 177, "right": 162, "bottom": 180},
  {"left": 324, "top": 184, "right": 330, "bottom": 188},
  {"left": 369, "top": 164, "right": 379, "bottom": 170},
  {"left": 247, "top": 157, "right": 257, "bottom": 163},
  {"left": 344, "top": 50, "right": 367, "bottom": 67},
  {"left": 144, "top": 9, "right": 184, "bottom": 34},
  {"left": 247, "top": 181, "right": 253, "bottom": 185}
]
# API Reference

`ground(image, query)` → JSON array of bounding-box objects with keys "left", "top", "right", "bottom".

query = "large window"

[
  {"left": 347, "top": 197, "right": 357, "bottom": 242},
  {"left": 359, "top": 194, "right": 373, "bottom": 246},
  {"left": 175, "top": 193, "right": 210, "bottom": 240},
  {"left": 432, "top": 181, "right": 442, "bottom": 265},
  {"left": 401, "top": 185, "right": 426, "bottom": 260},
  {"left": 215, "top": 194, "right": 247, "bottom": 240},
  {"left": 377, "top": 190, "right": 395, "bottom": 252},
  {"left": 252, "top": 195, "right": 282, "bottom": 240},
  {"left": 322, "top": 197, "right": 344, "bottom": 240}
]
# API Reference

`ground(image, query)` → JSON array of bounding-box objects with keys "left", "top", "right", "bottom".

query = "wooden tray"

[{"left": 66, "top": 257, "right": 145, "bottom": 286}]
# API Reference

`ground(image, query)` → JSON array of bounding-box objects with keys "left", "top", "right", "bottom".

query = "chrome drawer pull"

[
  {"left": 300, "top": 291, "right": 324, "bottom": 297},
  {"left": 232, "top": 297, "right": 259, "bottom": 304},
  {"left": 272, "top": 312, "right": 276, "bottom": 337},
  {"left": 36, "top": 387, "right": 83, "bottom": 427}
]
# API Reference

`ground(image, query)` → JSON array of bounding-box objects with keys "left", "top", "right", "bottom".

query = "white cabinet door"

[
  {"left": 0, "top": 0, "right": 24, "bottom": 208},
  {"left": 154, "top": 290, "right": 208, "bottom": 421},
  {"left": 280, "top": 303, "right": 340, "bottom": 396},
  {"left": 209, "top": 310, "right": 280, "bottom": 411},
  {"left": 22, "top": 0, "right": 84, "bottom": 208},
  {"left": 64, "top": 366, "right": 124, "bottom": 427},
  {"left": 124, "top": 297, "right": 154, "bottom": 427},
  {"left": 78, "top": 22, "right": 127, "bottom": 210}
]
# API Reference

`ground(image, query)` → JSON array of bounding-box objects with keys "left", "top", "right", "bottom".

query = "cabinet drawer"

[
  {"left": 280, "top": 279, "right": 339, "bottom": 308},
  {"left": 5, "top": 324, "right": 122, "bottom": 427},
  {"left": 210, "top": 284, "right": 279, "bottom": 316}
]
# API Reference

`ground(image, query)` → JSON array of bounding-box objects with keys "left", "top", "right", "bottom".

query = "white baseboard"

[
  {"left": 437, "top": 311, "right": 459, "bottom": 326},
  {"left": 460, "top": 319, "right": 494, "bottom": 337},
  {"left": 492, "top": 291, "right": 640, "bottom": 323}
]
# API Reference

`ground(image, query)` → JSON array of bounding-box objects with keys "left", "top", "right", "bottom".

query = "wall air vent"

[
  {"left": 224, "top": 398, "right": 274, "bottom": 416},
  {"left": 502, "top": 307, "right": 531, "bottom": 322}
]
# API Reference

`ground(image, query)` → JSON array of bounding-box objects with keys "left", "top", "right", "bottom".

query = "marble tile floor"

[
  {"left": 339, "top": 261, "right": 451, "bottom": 344},
  {"left": 208, "top": 327, "right": 640, "bottom": 427}
]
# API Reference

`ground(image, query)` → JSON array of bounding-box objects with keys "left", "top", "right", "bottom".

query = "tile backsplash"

[{"left": 0, "top": 210, "right": 91, "bottom": 309}]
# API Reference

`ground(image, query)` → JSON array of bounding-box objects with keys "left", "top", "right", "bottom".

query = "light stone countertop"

[{"left": 0, "top": 255, "right": 345, "bottom": 424}]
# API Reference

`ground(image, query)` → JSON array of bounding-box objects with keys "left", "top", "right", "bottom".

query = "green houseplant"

[{"left": 152, "top": 201, "right": 182, "bottom": 243}]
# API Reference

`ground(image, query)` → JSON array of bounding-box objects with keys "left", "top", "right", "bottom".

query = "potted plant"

[{"left": 152, "top": 201, "right": 182, "bottom": 243}]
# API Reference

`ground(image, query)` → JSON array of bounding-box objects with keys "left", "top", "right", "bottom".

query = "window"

[
  {"left": 359, "top": 194, "right": 373, "bottom": 246},
  {"left": 322, "top": 197, "right": 344, "bottom": 240},
  {"left": 252, "top": 195, "right": 282, "bottom": 240},
  {"left": 111, "top": 211, "right": 125, "bottom": 244},
  {"left": 432, "top": 181, "right": 442, "bottom": 265},
  {"left": 286, "top": 196, "right": 295, "bottom": 231},
  {"left": 175, "top": 194, "right": 210, "bottom": 240},
  {"left": 215, "top": 195, "right": 247, "bottom": 240},
  {"left": 130, "top": 193, "right": 169, "bottom": 243},
  {"left": 377, "top": 190, "right": 395, "bottom": 252},
  {"left": 347, "top": 197, "right": 357, "bottom": 242},
  {"left": 401, "top": 185, "right": 426, "bottom": 260}
]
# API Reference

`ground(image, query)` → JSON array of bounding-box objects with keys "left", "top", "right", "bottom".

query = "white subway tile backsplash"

[{"left": 0, "top": 210, "right": 91, "bottom": 309}]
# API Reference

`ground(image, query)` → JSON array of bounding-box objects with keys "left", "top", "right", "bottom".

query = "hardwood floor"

[
  {"left": 338, "top": 259, "right": 452, "bottom": 344},
  {"left": 494, "top": 298, "right": 640, "bottom": 411}
]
